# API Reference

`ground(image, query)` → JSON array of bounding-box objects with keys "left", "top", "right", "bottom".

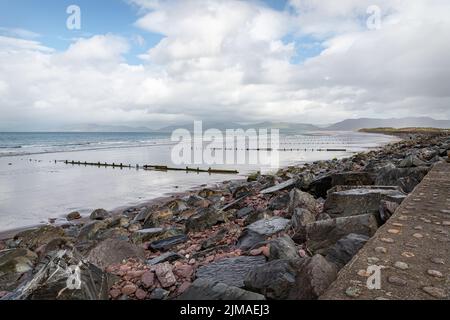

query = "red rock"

[
  {"left": 298, "top": 249, "right": 307, "bottom": 258},
  {"left": 141, "top": 271, "right": 155, "bottom": 288},
  {"left": 154, "top": 263, "right": 177, "bottom": 288},
  {"left": 204, "top": 255, "right": 215, "bottom": 263},
  {"left": 110, "top": 289, "right": 122, "bottom": 299},
  {"left": 135, "top": 288, "right": 147, "bottom": 300},
  {"left": 121, "top": 284, "right": 137, "bottom": 296},
  {"left": 188, "top": 259, "right": 196, "bottom": 265},
  {"left": 261, "top": 246, "right": 270, "bottom": 257},
  {"left": 250, "top": 248, "right": 263, "bottom": 256},
  {"left": 120, "top": 265, "right": 131, "bottom": 272},
  {"left": 174, "top": 264, "right": 194, "bottom": 279},
  {"left": 127, "top": 270, "right": 146, "bottom": 279}
]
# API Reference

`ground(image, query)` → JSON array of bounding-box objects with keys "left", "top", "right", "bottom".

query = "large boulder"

[
  {"left": 195, "top": 256, "right": 266, "bottom": 288},
  {"left": 185, "top": 208, "right": 226, "bottom": 233},
  {"left": 77, "top": 221, "right": 108, "bottom": 242},
  {"left": 3, "top": 250, "right": 114, "bottom": 300},
  {"left": 398, "top": 155, "right": 427, "bottom": 168},
  {"left": 325, "top": 233, "right": 369, "bottom": 270},
  {"left": 291, "top": 208, "right": 315, "bottom": 233},
  {"left": 87, "top": 239, "right": 145, "bottom": 270},
  {"left": 309, "top": 172, "right": 374, "bottom": 198},
  {"left": 90, "top": 209, "right": 110, "bottom": 221},
  {"left": 143, "top": 208, "right": 173, "bottom": 228},
  {"left": 178, "top": 278, "right": 265, "bottom": 300},
  {"left": 237, "top": 217, "right": 290, "bottom": 251},
  {"left": 300, "top": 214, "right": 379, "bottom": 253},
  {"left": 14, "top": 226, "right": 65, "bottom": 251},
  {"left": 324, "top": 186, "right": 406, "bottom": 218},
  {"left": 0, "top": 249, "right": 38, "bottom": 291},
  {"left": 268, "top": 236, "right": 300, "bottom": 261},
  {"left": 288, "top": 255, "right": 337, "bottom": 300},
  {"left": 288, "top": 189, "right": 318, "bottom": 216},
  {"left": 375, "top": 163, "right": 429, "bottom": 193},
  {"left": 244, "top": 259, "right": 299, "bottom": 300}
]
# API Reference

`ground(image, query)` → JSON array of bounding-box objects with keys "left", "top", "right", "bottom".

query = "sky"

[{"left": 0, "top": 0, "right": 449, "bottom": 130}]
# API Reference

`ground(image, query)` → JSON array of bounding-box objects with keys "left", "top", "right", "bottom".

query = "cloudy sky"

[{"left": 0, "top": 0, "right": 449, "bottom": 130}]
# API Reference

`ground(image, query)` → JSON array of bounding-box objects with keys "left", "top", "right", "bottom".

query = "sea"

[{"left": 0, "top": 131, "right": 397, "bottom": 231}]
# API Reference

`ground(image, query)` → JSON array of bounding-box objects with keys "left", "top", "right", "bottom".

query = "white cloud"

[{"left": 0, "top": 0, "right": 449, "bottom": 130}]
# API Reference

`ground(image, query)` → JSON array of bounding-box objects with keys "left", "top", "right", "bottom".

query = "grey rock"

[
  {"left": 66, "top": 212, "right": 81, "bottom": 221},
  {"left": 309, "top": 172, "right": 374, "bottom": 198},
  {"left": 237, "top": 217, "right": 290, "bottom": 250},
  {"left": 325, "top": 233, "right": 369, "bottom": 269},
  {"left": 196, "top": 256, "right": 266, "bottom": 288},
  {"left": 268, "top": 236, "right": 300, "bottom": 261},
  {"left": 185, "top": 208, "right": 225, "bottom": 233},
  {"left": 375, "top": 164, "right": 429, "bottom": 193},
  {"left": 77, "top": 221, "right": 108, "bottom": 242},
  {"left": 0, "top": 249, "right": 38, "bottom": 291},
  {"left": 147, "top": 252, "right": 183, "bottom": 266},
  {"left": 379, "top": 200, "right": 399, "bottom": 222},
  {"left": 201, "top": 228, "right": 227, "bottom": 250},
  {"left": 179, "top": 278, "right": 265, "bottom": 300},
  {"left": 324, "top": 186, "right": 406, "bottom": 218},
  {"left": 244, "top": 259, "right": 299, "bottom": 300},
  {"left": 288, "top": 188, "right": 318, "bottom": 216},
  {"left": 14, "top": 226, "right": 66, "bottom": 250},
  {"left": 90, "top": 209, "right": 110, "bottom": 221},
  {"left": 149, "top": 234, "right": 188, "bottom": 251},
  {"left": 236, "top": 207, "right": 254, "bottom": 219},
  {"left": 288, "top": 254, "right": 337, "bottom": 300},
  {"left": 260, "top": 178, "right": 297, "bottom": 194},
  {"left": 87, "top": 239, "right": 145, "bottom": 270},
  {"left": 268, "top": 193, "right": 290, "bottom": 210},
  {"left": 149, "top": 288, "right": 170, "bottom": 300},
  {"left": 301, "top": 214, "right": 379, "bottom": 253},
  {"left": 291, "top": 208, "right": 315, "bottom": 233},
  {"left": 398, "top": 155, "right": 426, "bottom": 168}
]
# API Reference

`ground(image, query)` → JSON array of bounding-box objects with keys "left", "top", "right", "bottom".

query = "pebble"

[
  {"left": 388, "top": 229, "right": 400, "bottom": 234},
  {"left": 392, "top": 223, "right": 404, "bottom": 227},
  {"left": 381, "top": 238, "right": 395, "bottom": 244},
  {"left": 141, "top": 271, "right": 155, "bottom": 288},
  {"left": 414, "top": 226, "right": 423, "bottom": 230},
  {"left": 110, "top": 288, "right": 122, "bottom": 299},
  {"left": 154, "top": 263, "right": 177, "bottom": 288},
  {"left": 394, "top": 261, "right": 409, "bottom": 270},
  {"left": 367, "top": 257, "right": 380, "bottom": 264},
  {"left": 345, "top": 286, "right": 361, "bottom": 298},
  {"left": 401, "top": 252, "right": 415, "bottom": 258},
  {"left": 388, "top": 276, "right": 407, "bottom": 287},
  {"left": 374, "top": 247, "right": 387, "bottom": 254},
  {"left": 422, "top": 286, "right": 447, "bottom": 299},
  {"left": 135, "top": 288, "right": 148, "bottom": 300},
  {"left": 413, "top": 233, "right": 424, "bottom": 239},
  {"left": 188, "top": 258, "right": 196, "bottom": 265},
  {"left": 357, "top": 269, "right": 370, "bottom": 277},
  {"left": 249, "top": 248, "right": 263, "bottom": 256},
  {"left": 427, "top": 269, "right": 443, "bottom": 278},
  {"left": 121, "top": 284, "right": 137, "bottom": 296},
  {"left": 430, "top": 257, "right": 445, "bottom": 265}
]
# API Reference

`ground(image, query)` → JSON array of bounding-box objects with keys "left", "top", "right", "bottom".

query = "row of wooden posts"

[{"left": 60, "top": 160, "right": 239, "bottom": 174}]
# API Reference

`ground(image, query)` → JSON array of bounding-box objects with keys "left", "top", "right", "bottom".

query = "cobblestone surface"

[{"left": 321, "top": 162, "right": 450, "bottom": 300}]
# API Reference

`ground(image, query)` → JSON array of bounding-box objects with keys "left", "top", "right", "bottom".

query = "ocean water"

[{"left": 0, "top": 131, "right": 397, "bottom": 232}]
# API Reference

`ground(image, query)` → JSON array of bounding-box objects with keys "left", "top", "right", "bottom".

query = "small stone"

[
  {"left": 357, "top": 269, "right": 370, "bottom": 277},
  {"left": 135, "top": 288, "right": 148, "bottom": 300},
  {"left": 442, "top": 221, "right": 450, "bottom": 226},
  {"left": 345, "top": 286, "right": 361, "bottom": 298},
  {"left": 392, "top": 223, "right": 404, "bottom": 227},
  {"left": 388, "top": 229, "right": 400, "bottom": 234},
  {"left": 388, "top": 276, "right": 407, "bottom": 287},
  {"left": 398, "top": 216, "right": 408, "bottom": 221},
  {"left": 405, "top": 243, "right": 419, "bottom": 248},
  {"left": 249, "top": 248, "right": 263, "bottom": 256},
  {"left": 394, "top": 261, "right": 409, "bottom": 270},
  {"left": 427, "top": 269, "right": 443, "bottom": 278},
  {"left": 381, "top": 238, "right": 395, "bottom": 243},
  {"left": 401, "top": 252, "right": 415, "bottom": 258},
  {"left": 189, "top": 259, "right": 196, "bottom": 265},
  {"left": 121, "top": 284, "right": 137, "bottom": 296},
  {"left": 414, "top": 226, "right": 423, "bottom": 230},
  {"left": 154, "top": 263, "right": 177, "bottom": 288},
  {"left": 422, "top": 286, "right": 447, "bottom": 299},
  {"left": 413, "top": 233, "right": 423, "bottom": 239},
  {"left": 375, "top": 247, "right": 387, "bottom": 254},
  {"left": 110, "top": 289, "right": 122, "bottom": 299},
  {"left": 430, "top": 257, "right": 445, "bottom": 265},
  {"left": 141, "top": 271, "right": 155, "bottom": 288},
  {"left": 367, "top": 257, "right": 380, "bottom": 264},
  {"left": 67, "top": 211, "right": 81, "bottom": 221}
]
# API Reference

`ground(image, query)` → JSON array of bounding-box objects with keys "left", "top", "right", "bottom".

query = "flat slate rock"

[
  {"left": 195, "top": 256, "right": 267, "bottom": 288},
  {"left": 147, "top": 252, "right": 183, "bottom": 266}
]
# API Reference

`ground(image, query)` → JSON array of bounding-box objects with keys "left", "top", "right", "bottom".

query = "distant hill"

[
  {"left": 157, "top": 121, "right": 320, "bottom": 133},
  {"left": 61, "top": 124, "right": 153, "bottom": 132},
  {"left": 326, "top": 117, "right": 450, "bottom": 131}
]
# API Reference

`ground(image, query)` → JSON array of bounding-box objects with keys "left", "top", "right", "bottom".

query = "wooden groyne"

[{"left": 60, "top": 160, "right": 239, "bottom": 175}]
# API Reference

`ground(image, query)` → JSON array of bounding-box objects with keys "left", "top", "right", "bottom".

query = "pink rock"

[
  {"left": 121, "top": 284, "right": 137, "bottom": 296},
  {"left": 135, "top": 288, "right": 148, "bottom": 300},
  {"left": 154, "top": 263, "right": 177, "bottom": 288},
  {"left": 298, "top": 249, "right": 307, "bottom": 258},
  {"left": 261, "top": 246, "right": 270, "bottom": 257},
  {"left": 110, "top": 289, "right": 122, "bottom": 299},
  {"left": 174, "top": 264, "right": 194, "bottom": 279},
  {"left": 188, "top": 259, "right": 196, "bottom": 265},
  {"left": 141, "top": 271, "right": 155, "bottom": 288},
  {"left": 127, "top": 270, "right": 146, "bottom": 279},
  {"left": 250, "top": 248, "right": 263, "bottom": 256},
  {"left": 120, "top": 265, "right": 131, "bottom": 272},
  {"left": 204, "top": 255, "right": 215, "bottom": 263},
  {"left": 178, "top": 282, "right": 191, "bottom": 295}
]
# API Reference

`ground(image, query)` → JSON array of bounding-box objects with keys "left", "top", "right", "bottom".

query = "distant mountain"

[
  {"left": 61, "top": 124, "right": 153, "bottom": 132},
  {"left": 326, "top": 117, "right": 450, "bottom": 131},
  {"left": 157, "top": 121, "right": 320, "bottom": 133}
]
